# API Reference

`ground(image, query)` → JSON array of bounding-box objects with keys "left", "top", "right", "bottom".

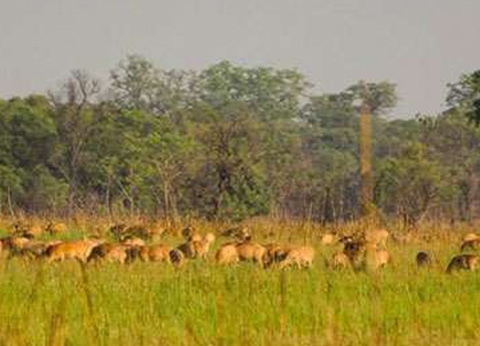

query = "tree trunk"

[
  {"left": 359, "top": 102, "right": 373, "bottom": 217},
  {"left": 468, "top": 173, "right": 479, "bottom": 223},
  {"left": 162, "top": 178, "right": 171, "bottom": 220},
  {"left": 106, "top": 172, "right": 113, "bottom": 221},
  {"left": 322, "top": 187, "right": 334, "bottom": 224},
  {"left": 68, "top": 171, "right": 77, "bottom": 216},
  {"left": 7, "top": 186, "right": 15, "bottom": 217}
]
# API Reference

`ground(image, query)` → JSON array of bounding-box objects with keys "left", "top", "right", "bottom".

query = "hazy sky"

[{"left": 1, "top": 0, "right": 479, "bottom": 117}]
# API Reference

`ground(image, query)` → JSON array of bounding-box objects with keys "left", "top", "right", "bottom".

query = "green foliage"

[
  {"left": 110, "top": 54, "right": 196, "bottom": 119},
  {"left": 345, "top": 81, "right": 398, "bottom": 116},
  {"left": 198, "top": 60, "right": 310, "bottom": 121},
  {"left": 26, "top": 166, "right": 69, "bottom": 212},
  {"left": 447, "top": 70, "right": 480, "bottom": 125},
  {"left": 110, "top": 54, "right": 161, "bottom": 112},
  {"left": 0, "top": 96, "right": 58, "bottom": 211},
  {"left": 0, "top": 56, "right": 479, "bottom": 224},
  {"left": 375, "top": 142, "right": 444, "bottom": 227}
]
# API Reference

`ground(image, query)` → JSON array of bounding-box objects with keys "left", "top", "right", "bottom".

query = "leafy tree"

[
  {"left": 447, "top": 70, "right": 480, "bottom": 125},
  {"left": 0, "top": 96, "right": 59, "bottom": 213},
  {"left": 144, "top": 118, "right": 196, "bottom": 219},
  {"left": 419, "top": 111, "right": 480, "bottom": 222},
  {"left": 110, "top": 55, "right": 196, "bottom": 120},
  {"left": 0, "top": 165, "right": 22, "bottom": 215},
  {"left": 375, "top": 142, "right": 443, "bottom": 228},
  {"left": 189, "top": 103, "right": 269, "bottom": 220},
  {"left": 2, "top": 57, "right": 479, "bottom": 226},
  {"left": 197, "top": 60, "right": 310, "bottom": 121},
  {"left": 110, "top": 55, "right": 159, "bottom": 112},
  {"left": 299, "top": 93, "right": 358, "bottom": 221},
  {"left": 186, "top": 61, "right": 310, "bottom": 219}
]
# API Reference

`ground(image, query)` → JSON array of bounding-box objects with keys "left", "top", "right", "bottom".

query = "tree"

[
  {"left": 110, "top": 55, "right": 159, "bottom": 112},
  {"left": 447, "top": 70, "right": 480, "bottom": 125},
  {"left": 0, "top": 96, "right": 62, "bottom": 213},
  {"left": 418, "top": 111, "right": 480, "bottom": 222},
  {"left": 196, "top": 60, "right": 310, "bottom": 121},
  {"left": 110, "top": 54, "right": 196, "bottom": 120},
  {"left": 188, "top": 103, "right": 269, "bottom": 220},
  {"left": 375, "top": 142, "right": 443, "bottom": 229},
  {"left": 299, "top": 93, "right": 359, "bottom": 221},
  {"left": 6, "top": 59, "right": 480, "bottom": 225},
  {"left": 186, "top": 61, "right": 310, "bottom": 220},
  {"left": 144, "top": 119, "right": 195, "bottom": 219},
  {"left": 50, "top": 70, "right": 102, "bottom": 214},
  {"left": 346, "top": 81, "right": 397, "bottom": 217}
]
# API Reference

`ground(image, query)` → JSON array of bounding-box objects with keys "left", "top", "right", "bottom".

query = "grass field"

[{"left": 0, "top": 219, "right": 479, "bottom": 346}]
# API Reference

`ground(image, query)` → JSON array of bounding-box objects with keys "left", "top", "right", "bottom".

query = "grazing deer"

[
  {"left": 108, "top": 223, "right": 153, "bottom": 241},
  {"left": 365, "top": 245, "right": 390, "bottom": 270},
  {"left": 88, "top": 243, "right": 125, "bottom": 264},
  {"left": 215, "top": 234, "right": 264, "bottom": 266},
  {"left": 139, "top": 244, "right": 171, "bottom": 262},
  {"left": 47, "top": 239, "right": 102, "bottom": 263},
  {"left": 461, "top": 238, "right": 480, "bottom": 252},
  {"left": 341, "top": 237, "right": 390, "bottom": 271},
  {"left": 108, "top": 223, "right": 127, "bottom": 240},
  {"left": 220, "top": 226, "right": 250, "bottom": 241},
  {"left": 182, "top": 226, "right": 202, "bottom": 242},
  {"left": 236, "top": 240, "right": 266, "bottom": 265},
  {"left": 11, "top": 220, "right": 39, "bottom": 238},
  {"left": 278, "top": 246, "right": 315, "bottom": 269},
  {"left": 416, "top": 251, "right": 431, "bottom": 267},
  {"left": 191, "top": 233, "right": 216, "bottom": 259},
  {"left": 45, "top": 221, "right": 68, "bottom": 235},
  {"left": 0, "top": 234, "right": 36, "bottom": 257},
  {"left": 169, "top": 249, "right": 185, "bottom": 267},
  {"left": 149, "top": 223, "right": 165, "bottom": 242},
  {"left": 329, "top": 251, "right": 351, "bottom": 269},
  {"left": 9, "top": 219, "right": 44, "bottom": 238},
  {"left": 363, "top": 228, "right": 389, "bottom": 249},
  {"left": 264, "top": 243, "right": 315, "bottom": 269},
  {"left": 321, "top": 233, "right": 336, "bottom": 245},
  {"left": 13, "top": 240, "right": 54, "bottom": 259},
  {"left": 138, "top": 244, "right": 184, "bottom": 266},
  {"left": 215, "top": 244, "right": 239, "bottom": 265},
  {"left": 123, "top": 225, "right": 151, "bottom": 240},
  {"left": 122, "top": 237, "right": 146, "bottom": 247},
  {"left": 177, "top": 232, "right": 216, "bottom": 259},
  {"left": 446, "top": 254, "right": 479, "bottom": 273},
  {"left": 462, "top": 233, "right": 479, "bottom": 243},
  {"left": 263, "top": 243, "right": 287, "bottom": 267},
  {"left": 176, "top": 241, "right": 195, "bottom": 259},
  {"left": 343, "top": 240, "right": 366, "bottom": 269}
]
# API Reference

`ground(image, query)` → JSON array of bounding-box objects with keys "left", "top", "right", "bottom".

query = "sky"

[{"left": 0, "top": 0, "right": 479, "bottom": 117}]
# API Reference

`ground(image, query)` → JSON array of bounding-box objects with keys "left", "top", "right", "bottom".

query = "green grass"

[{"left": 0, "top": 239, "right": 479, "bottom": 346}]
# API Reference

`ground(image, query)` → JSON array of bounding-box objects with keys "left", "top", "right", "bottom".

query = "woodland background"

[{"left": 1, "top": 55, "right": 479, "bottom": 226}]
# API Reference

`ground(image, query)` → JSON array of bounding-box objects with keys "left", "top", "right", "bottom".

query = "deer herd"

[{"left": 0, "top": 221, "right": 479, "bottom": 274}]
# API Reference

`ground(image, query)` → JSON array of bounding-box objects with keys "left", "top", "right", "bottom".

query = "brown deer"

[{"left": 446, "top": 254, "right": 479, "bottom": 273}]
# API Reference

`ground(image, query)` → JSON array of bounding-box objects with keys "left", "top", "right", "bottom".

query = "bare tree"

[{"left": 50, "top": 70, "right": 102, "bottom": 214}]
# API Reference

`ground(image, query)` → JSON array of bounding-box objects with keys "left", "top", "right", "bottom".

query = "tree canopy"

[{"left": 0, "top": 56, "right": 478, "bottom": 226}]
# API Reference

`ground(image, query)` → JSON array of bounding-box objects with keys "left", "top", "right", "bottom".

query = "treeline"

[{"left": 0, "top": 55, "right": 479, "bottom": 225}]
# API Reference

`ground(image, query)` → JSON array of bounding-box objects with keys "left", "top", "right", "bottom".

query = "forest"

[{"left": 1, "top": 55, "right": 479, "bottom": 226}]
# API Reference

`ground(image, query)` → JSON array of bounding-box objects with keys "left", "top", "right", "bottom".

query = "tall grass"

[{"left": 0, "top": 218, "right": 479, "bottom": 345}]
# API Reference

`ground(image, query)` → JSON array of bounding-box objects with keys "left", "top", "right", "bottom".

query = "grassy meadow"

[{"left": 0, "top": 218, "right": 479, "bottom": 346}]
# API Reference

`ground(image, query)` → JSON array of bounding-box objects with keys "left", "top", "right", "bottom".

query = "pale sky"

[{"left": 0, "top": 0, "right": 479, "bottom": 117}]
